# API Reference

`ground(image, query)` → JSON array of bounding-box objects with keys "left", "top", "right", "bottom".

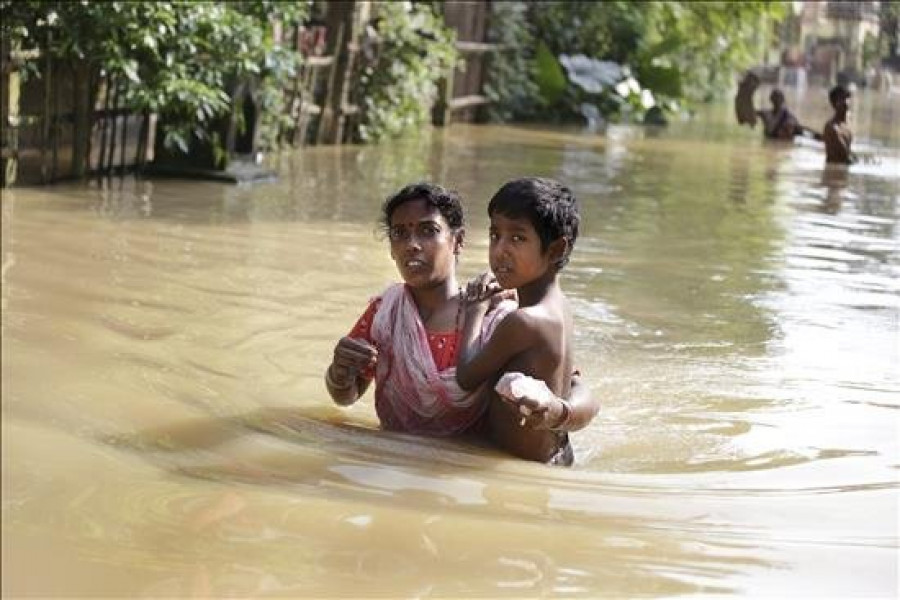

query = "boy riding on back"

[{"left": 456, "top": 177, "right": 599, "bottom": 465}]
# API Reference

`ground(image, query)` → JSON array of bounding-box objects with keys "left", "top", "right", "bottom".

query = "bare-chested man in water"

[{"left": 823, "top": 85, "right": 855, "bottom": 165}]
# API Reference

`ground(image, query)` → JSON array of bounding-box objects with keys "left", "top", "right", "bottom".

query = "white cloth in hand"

[{"left": 494, "top": 372, "right": 554, "bottom": 415}]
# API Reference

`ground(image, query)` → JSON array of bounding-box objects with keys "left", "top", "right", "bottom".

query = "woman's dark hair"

[
  {"left": 380, "top": 182, "right": 464, "bottom": 232},
  {"left": 488, "top": 177, "right": 580, "bottom": 270}
]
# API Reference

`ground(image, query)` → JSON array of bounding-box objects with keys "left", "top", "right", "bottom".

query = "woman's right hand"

[{"left": 329, "top": 336, "right": 378, "bottom": 386}]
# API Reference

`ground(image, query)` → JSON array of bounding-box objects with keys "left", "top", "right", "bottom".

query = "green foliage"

[
  {"left": 482, "top": 1, "right": 539, "bottom": 122},
  {"left": 641, "top": 1, "right": 788, "bottom": 104},
  {"left": 512, "top": 0, "right": 788, "bottom": 122},
  {"left": 0, "top": 1, "right": 310, "bottom": 155},
  {"left": 357, "top": 1, "right": 458, "bottom": 143},
  {"left": 862, "top": 31, "right": 880, "bottom": 68},
  {"left": 530, "top": 1, "right": 645, "bottom": 64},
  {"left": 534, "top": 42, "right": 567, "bottom": 107},
  {"left": 636, "top": 63, "right": 682, "bottom": 99},
  {"left": 879, "top": 1, "right": 900, "bottom": 58}
]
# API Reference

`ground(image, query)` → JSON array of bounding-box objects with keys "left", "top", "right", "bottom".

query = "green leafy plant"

[
  {"left": 482, "top": 1, "right": 539, "bottom": 122},
  {"left": 534, "top": 42, "right": 567, "bottom": 107},
  {"left": 356, "top": 1, "right": 457, "bottom": 143},
  {"left": 0, "top": 1, "right": 310, "bottom": 163},
  {"left": 506, "top": 0, "right": 787, "bottom": 122}
]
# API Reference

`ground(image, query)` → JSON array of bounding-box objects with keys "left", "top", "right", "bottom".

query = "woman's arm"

[
  {"left": 325, "top": 336, "right": 376, "bottom": 406},
  {"left": 501, "top": 372, "right": 600, "bottom": 432},
  {"left": 556, "top": 373, "right": 600, "bottom": 431}
]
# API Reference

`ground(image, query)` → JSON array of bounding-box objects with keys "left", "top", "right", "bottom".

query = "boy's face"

[
  {"left": 488, "top": 213, "right": 555, "bottom": 289},
  {"left": 832, "top": 92, "right": 850, "bottom": 114},
  {"left": 388, "top": 198, "right": 461, "bottom": 290}
]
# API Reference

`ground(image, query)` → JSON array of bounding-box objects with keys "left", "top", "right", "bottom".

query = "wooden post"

[
  {"left": 135, "top": 110, "right": 149, "bottom": 170},
  {"left": 318, "top": 0, "right": 358, "bottom": 145},
  {"left": 433, "top": 70, "right": 454, "bottom": 127},
  {"left": 83, "top": 68, "right": 99, "bottom": 177},
  {"left": 118, "top": 79, "right": 129, "bottom": 175},
  {"left": 41, "top": 32, "right": 52, "bottom": 183},
  {"left": 71, "top": 61, "right": 92, "bottom": 179},
  {"left": 96, "top": 77, "right": 112, "bottom": 181},
  {"left": 106, "top": 77, "right": 120, "bottom": 175},
  {"left": 2, "top": 40, "right": 22, "bottom": 187},
  {"left": 434, "top": 0, "right": 495, "bottom": 127},
  {"left": 315, "top": 24, "right": 344, "bottom": 145},
  {"left": 51, "top": 54, "right": 61, "bottom": 182}
]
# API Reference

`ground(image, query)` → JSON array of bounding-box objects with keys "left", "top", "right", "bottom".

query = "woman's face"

[{"left": 387, "top": 198, "right": 461, "bottom": 290}]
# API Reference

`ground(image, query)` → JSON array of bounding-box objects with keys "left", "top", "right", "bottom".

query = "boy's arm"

[
  {"left": 457, "top": 308, "right": 531, "bottom": 390},
  {"left": 457, "top": 306, "right": 531, "bottom": 391},
  {"left": 457, "top": 272, "right": 530, "bottom": 390}
]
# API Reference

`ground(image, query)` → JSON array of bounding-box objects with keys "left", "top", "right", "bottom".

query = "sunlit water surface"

[{"left": 3, "top": 89, "right": 898, "bottom": 597}]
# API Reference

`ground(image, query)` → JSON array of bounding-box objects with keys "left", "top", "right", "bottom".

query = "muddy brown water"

[{"left": 3, "top": 88, "right": 898, "bottom": 597}]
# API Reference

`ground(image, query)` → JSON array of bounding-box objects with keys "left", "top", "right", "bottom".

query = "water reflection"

[{"left": 820, "top": 165, "right": 850, "bottom": 214}]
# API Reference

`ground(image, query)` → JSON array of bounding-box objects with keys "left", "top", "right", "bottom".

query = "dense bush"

[
  {"left": 356, "top": 1, "right": 457, "bottom": 142},
  {"left": 482, "top": 1, "right": 539, "bottom": 122},
  {"left": 491, "top": 0, "right": 787, "bottom": 124},
  {"left": 0, "top": 1, "right": 310, "bottom": 156}
]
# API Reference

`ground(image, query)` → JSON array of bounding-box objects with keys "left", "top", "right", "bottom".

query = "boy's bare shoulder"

[
  {"left": 510, "top": 303, "right": 567, "bottom": 331},
  {"left": 497, "top": 306, "right": 538, "bottom": 330}
]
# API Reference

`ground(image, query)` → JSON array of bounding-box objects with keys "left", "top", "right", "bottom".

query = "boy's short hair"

[
  {"left": 488, "top": 177, "right": 580, "bottom": 269},
  {"left": 380, "top": 182, "right": 464, "bottom": 232},
  {"left": 829, "top": 85, "right": 850, "bottom": 106}
]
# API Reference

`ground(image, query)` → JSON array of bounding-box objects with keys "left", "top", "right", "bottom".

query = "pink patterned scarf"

[{"left": 370, "top": 283, "right": 514, "bottom": 436}]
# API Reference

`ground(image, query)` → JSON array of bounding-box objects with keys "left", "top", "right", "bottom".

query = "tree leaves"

[
  {"left": 1, "top": 1, "right": 311, "bottom": 153},
  {"left": 534, "top": 42, "right": 567, "bottom": 106}
]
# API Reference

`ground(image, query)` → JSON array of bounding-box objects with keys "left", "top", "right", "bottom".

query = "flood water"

[{"left": 3, "top": 88, "right": 898, "bottom": 597}]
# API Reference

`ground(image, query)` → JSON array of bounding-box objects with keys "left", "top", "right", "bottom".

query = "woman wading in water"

[{"left": 324, "top": 183, "right": 593, "bottom": 450}]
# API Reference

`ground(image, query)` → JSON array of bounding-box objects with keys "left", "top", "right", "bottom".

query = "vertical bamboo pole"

[
  {"left": 135, "top": 110, "right": 149, "bottom": 170},
  {"left": 96, "top": 76, "right": 111, "bottom": 182},
  {"left": 105, "top": 77, "right": 120, "bottom": 176},
  {"left": 50, "top": 57, "right": 61, "bottom": 182},
  {"left": 118, "top": 80, "right": 129, "bottom": 175},
  {"left": 287, "top": 26, "right": 305, "bottom": 147},
  {"left": 316, "top": 22, "right": 344, "bottom": 145},
  {"left": 433, "top": 70, "right": 454, "bottom": 127},
  {"left": 41, "top": 32, "right": 52, "bottom": 183},
  {"left": 71, "top": 62, "right": 87, "bottom": 178},
  {"left": 318, "top": 0, "right": 358, "bottom": 145},
  {"left": 83, "top": 68, "right": 98, "bottom": 178},
  {"left": 3, "top": 39, "right": 22, "bottom": 187}
]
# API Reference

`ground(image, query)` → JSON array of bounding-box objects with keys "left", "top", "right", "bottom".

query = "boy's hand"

[
  {"left": 463, "top": 272, "right": 503, "bottom": 307},
  {"left": 494, "top": 372, "right": 565, "bottom": 430},
  {"left": 489, "top": 287, "right": 517, "bottom": 309},
  {"left": 330, "top": 336, "right": 377, "bottom": 385}
]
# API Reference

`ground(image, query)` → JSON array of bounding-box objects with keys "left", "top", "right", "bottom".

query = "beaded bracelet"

[{"left": 551, "top": 398, "right": 573, "bottom": 431}]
